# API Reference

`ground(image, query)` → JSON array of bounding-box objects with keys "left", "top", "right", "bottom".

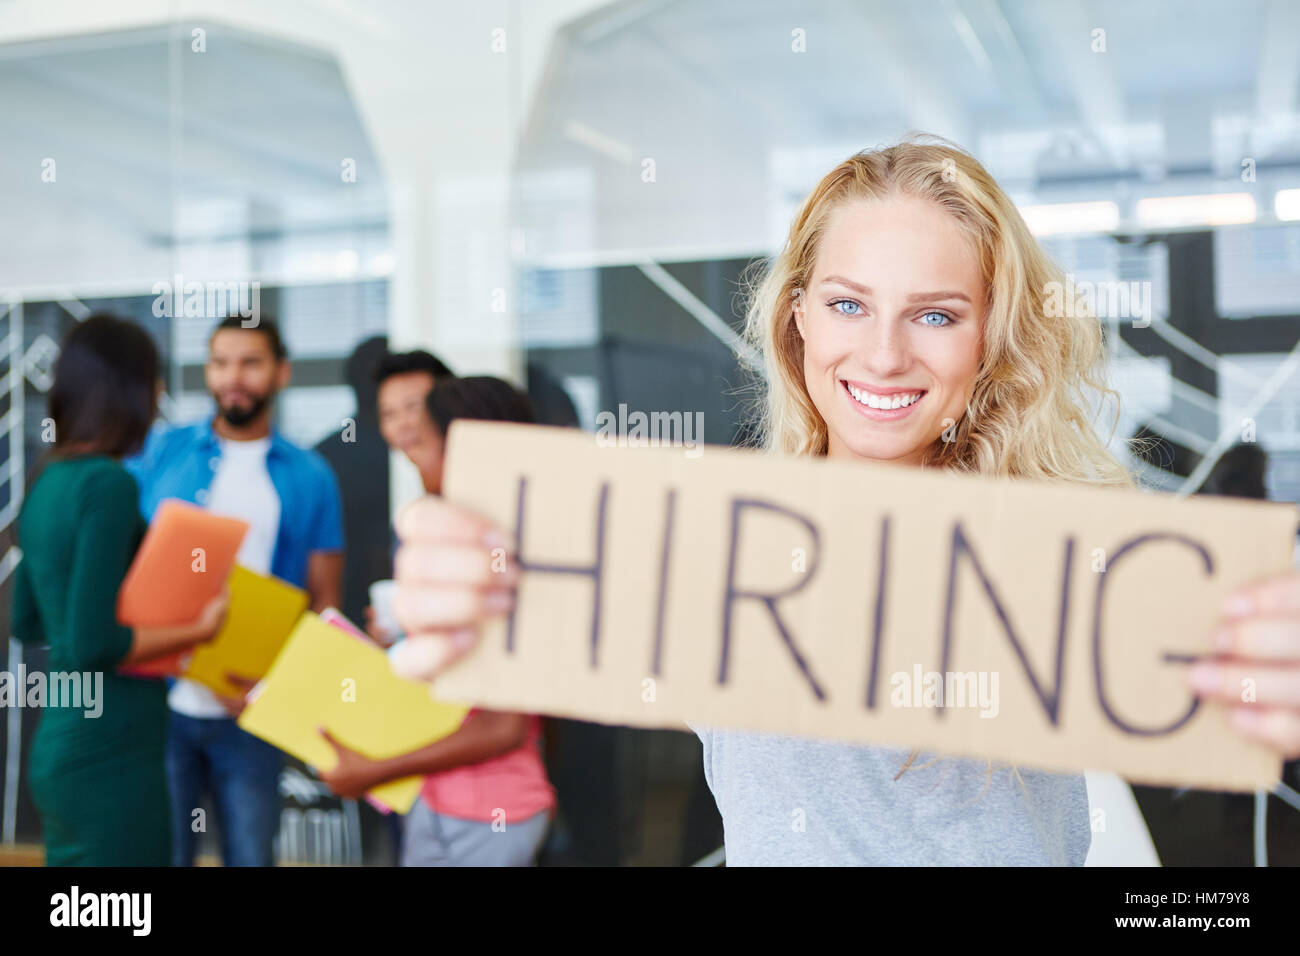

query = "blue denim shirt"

[{"left": 125, "top": 419, "right": 344, "bottom": 588}]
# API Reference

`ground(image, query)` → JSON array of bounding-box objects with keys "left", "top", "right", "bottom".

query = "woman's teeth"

[{"left": 845, "top": 383, "right": 924, "bottom": 410}]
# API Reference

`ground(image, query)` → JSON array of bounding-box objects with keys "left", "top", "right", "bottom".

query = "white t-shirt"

[{"left": 169, "top": 436, "right": 282, "bottom": 719}]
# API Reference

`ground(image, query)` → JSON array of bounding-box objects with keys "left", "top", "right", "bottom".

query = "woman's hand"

[
  {"left": 124, "top": 586, "right": 231, "bottom": 665},
  {"left": 316, "top": 729, "right": 387, "bottom": 799},
  {"left": 1189, "top": 570, "right": 1300, "bottom": 760},
  {"left": 189, "top": 587, "right": 231, "bottom": 644},
  {"left": 388, "top": 496, "right": 519, "bottom": 683}
]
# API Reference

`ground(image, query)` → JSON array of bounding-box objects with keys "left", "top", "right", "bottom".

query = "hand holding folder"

[
  {"left": 117, "top": 499, "right": 249, "bottom": 676},
  {"left": 185, "top": 566, "right": 310, "bottom": 697},
  {"left": 238, "top": 613, "right": 470, "bottom": 813}
]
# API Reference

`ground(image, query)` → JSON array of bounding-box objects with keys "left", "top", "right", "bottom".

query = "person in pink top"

[{"left": 319, "top": 372, "right": 555, "bottom": 866}]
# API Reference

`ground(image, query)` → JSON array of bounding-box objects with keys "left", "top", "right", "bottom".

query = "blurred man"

[
  {"left": 128, "top": 315, "right": 344, "bottom": 867},
  {"left": 374, "top": 350, "right": 454, "bottom": 493}
]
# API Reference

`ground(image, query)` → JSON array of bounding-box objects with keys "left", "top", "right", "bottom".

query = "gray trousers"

[{"left": 400, "top": 801, "right": 551, "bottom": 867}]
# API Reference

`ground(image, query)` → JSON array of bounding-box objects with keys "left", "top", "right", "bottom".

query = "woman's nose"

[{"left": 858, "top": 316, "right": 911, "bottom": 377}]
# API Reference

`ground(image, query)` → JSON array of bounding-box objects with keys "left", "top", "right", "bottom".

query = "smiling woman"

[{"left": 388, "top": 135, "right": 1300, "bottom": 867}]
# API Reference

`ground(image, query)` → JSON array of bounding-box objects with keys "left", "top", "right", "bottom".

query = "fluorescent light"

[
  {"left": 1017, "top": 201, "right": 1119, "bottom": 236},
  {"left": 563, "top": 120, "right": 638, "bottom": 166},
  {"left": 1136, "top": 193, "right": 1256, "bottom": 229},
  {"left": 367, "top": 252, "right": 395, "bottom": 275},
  {"left": 330, "top": 249, "right": 360, "bottom": 277},
  {"left": 1275, "top": 188, "right": 1300, "bottom": 222}
]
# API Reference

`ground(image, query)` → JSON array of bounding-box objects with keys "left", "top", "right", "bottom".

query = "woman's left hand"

[{"left": 1189, "top": 570, "right": 1300, "bottom": 760}]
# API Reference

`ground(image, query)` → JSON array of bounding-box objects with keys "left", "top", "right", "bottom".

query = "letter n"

[{"left": 940, "top": 523, "right": 1073, "bottom": 723}]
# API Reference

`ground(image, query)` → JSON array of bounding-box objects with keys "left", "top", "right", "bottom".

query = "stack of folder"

[{"left": 116, "top": 497, "right": 469, "bottom": 811}]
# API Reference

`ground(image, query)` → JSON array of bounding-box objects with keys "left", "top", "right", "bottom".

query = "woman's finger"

[
  {"left": 1215, "top": 614, "right": 1300, "bottom": 663},
  {"left": 394, "top": 541, "right": 518, "bottom": 589},
  {"left": 394, "top": 584, "right": 514, "bottom": 634},
  {"left": 395, "top": 495, "right": 510, "bottom": 549},
  {"left": 1227, "top": 705, "right": 1300, "bottom": 760},
  {"left": 1187, "top": 661, "right": 1300, "bottom": 708},
  {"left": 1220, "top": 571, "right": 1300, "bottom": 620},
  {"left": 389, "top": 630, "right": 479, "bottom": 683}
]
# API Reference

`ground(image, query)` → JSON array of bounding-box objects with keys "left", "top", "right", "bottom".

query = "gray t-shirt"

[{"left": 694, "top": 726, "right": 1091, "bottom": 866}]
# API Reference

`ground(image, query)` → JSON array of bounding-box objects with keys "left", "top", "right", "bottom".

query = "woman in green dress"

[{"left": 11, "top": 314, "right": 228, "bottom": 866}]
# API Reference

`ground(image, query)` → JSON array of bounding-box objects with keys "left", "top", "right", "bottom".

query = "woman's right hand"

[
  {"left": 123, "top": 585, "right": 231, "bottom": 666},
  {"left": 188, "top": 586, "right": 231, "bottom": 644},
  {"left": 389, "top": 496, "right": 519, "bottom": 683}
]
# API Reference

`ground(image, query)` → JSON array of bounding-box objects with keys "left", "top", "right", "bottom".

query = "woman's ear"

[{"left": 792, "top": 287, "right": 807, "bottom": 340}]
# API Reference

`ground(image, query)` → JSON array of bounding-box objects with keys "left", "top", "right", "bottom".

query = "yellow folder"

[
  {"left": 238, "top": 613, "right": 471, "bottom": 813},
  {"left": 184, "top": 566, "right": 310, "bottom": 698}
]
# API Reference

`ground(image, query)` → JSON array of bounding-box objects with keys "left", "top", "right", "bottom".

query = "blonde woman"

[{"left": 385, "top": 138, "right": 1300, "bottom": 865}]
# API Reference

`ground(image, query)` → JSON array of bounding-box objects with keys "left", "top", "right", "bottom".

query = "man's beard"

[{"left": 215, "top": 390, "right": 273, "bottom": 428}]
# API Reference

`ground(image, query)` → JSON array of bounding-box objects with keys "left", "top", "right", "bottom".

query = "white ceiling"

[
  {"left": 514, "top": 0, "right": 1300, "bottom": 261},
  {"left": 0, "top": 22, "right": 386, "bottom": 293},
  {"left": 1, "top": 0, "right": 1298, "bottom": 288}
]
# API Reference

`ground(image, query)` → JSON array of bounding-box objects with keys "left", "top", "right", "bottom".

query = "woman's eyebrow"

[
  {"left": 906, "top": 290, "right": 972, "bottom": 305},
  {"left": 818, "top": 277, "right": 971, "bottom": 306},
  {"left": 819, "top": 275, "right": 871, "bottom": 294}
]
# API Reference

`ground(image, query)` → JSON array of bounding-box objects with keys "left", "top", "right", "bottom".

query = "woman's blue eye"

[
  {"left": 919, "top": 311, "right": 952, "bottom": 327},
  {"left": 831, "top": 299, "right": 862, "bottom": 316}
]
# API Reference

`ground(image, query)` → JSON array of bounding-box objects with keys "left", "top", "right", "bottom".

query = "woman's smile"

[{"left": 841, "top": 379, "right": 929, "bottom": 421}]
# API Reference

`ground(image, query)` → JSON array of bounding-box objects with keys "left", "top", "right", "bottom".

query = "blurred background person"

[
  {"left": 11, "top": 314, "right": 227, "bottom": 865},
  {"left": 375, "top": 350, "right": 455, "bottom": 495},
  {"left": 367, "top": 348, "right": 455, "bottom": 646},
  {"left": 321, "top": 375, "right": 554, "bottom": 866},
  {"left": 315, "top": 335, "right": 394, "bottom": 627},
  {"left": 127, "top": 315, "right": 344, "bottom": 867},
  {"left": 1201, "top": 442, "right": 1269, "bottom": 500}
]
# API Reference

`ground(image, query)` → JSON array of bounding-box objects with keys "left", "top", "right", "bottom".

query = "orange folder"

[{"left": 117, "top": 499, "right": 248, "bottom": 677}]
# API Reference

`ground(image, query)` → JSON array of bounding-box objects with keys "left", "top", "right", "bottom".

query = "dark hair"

[
  {"left": 49, "top": 314, "right": 159, "bottom": 458},
  {"left": 428, "top": 376, "right": 534, "bottom": 434},
  {"left": 346, "top": 336, "right": 388, "bottom": 393},
  {"left": 1201, "top": 443, "right": 1269, "bottom": 499},
  {"left": 209, "top": 314, "right": 287, "bottom": 361},
  {"left": 373, "top": 350, "right": 454, "bottom": 387}
]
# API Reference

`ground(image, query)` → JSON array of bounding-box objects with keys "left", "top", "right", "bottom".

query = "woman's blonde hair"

[{"left": 740, "top": 134, "right": 1135, "bottom": 788}]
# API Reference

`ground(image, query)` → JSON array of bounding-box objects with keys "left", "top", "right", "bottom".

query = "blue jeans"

[{"left": 166, "top": 712, "right": 284, "bottom": 866}]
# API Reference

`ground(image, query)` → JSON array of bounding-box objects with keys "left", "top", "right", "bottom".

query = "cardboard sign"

[{"left": 435, "top": 422, "right": 1299, "bottom": 792}]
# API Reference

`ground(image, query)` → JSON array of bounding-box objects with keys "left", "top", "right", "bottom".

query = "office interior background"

[{"left": 1, "top": 0, "right": 1298, "bottom": 865}]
